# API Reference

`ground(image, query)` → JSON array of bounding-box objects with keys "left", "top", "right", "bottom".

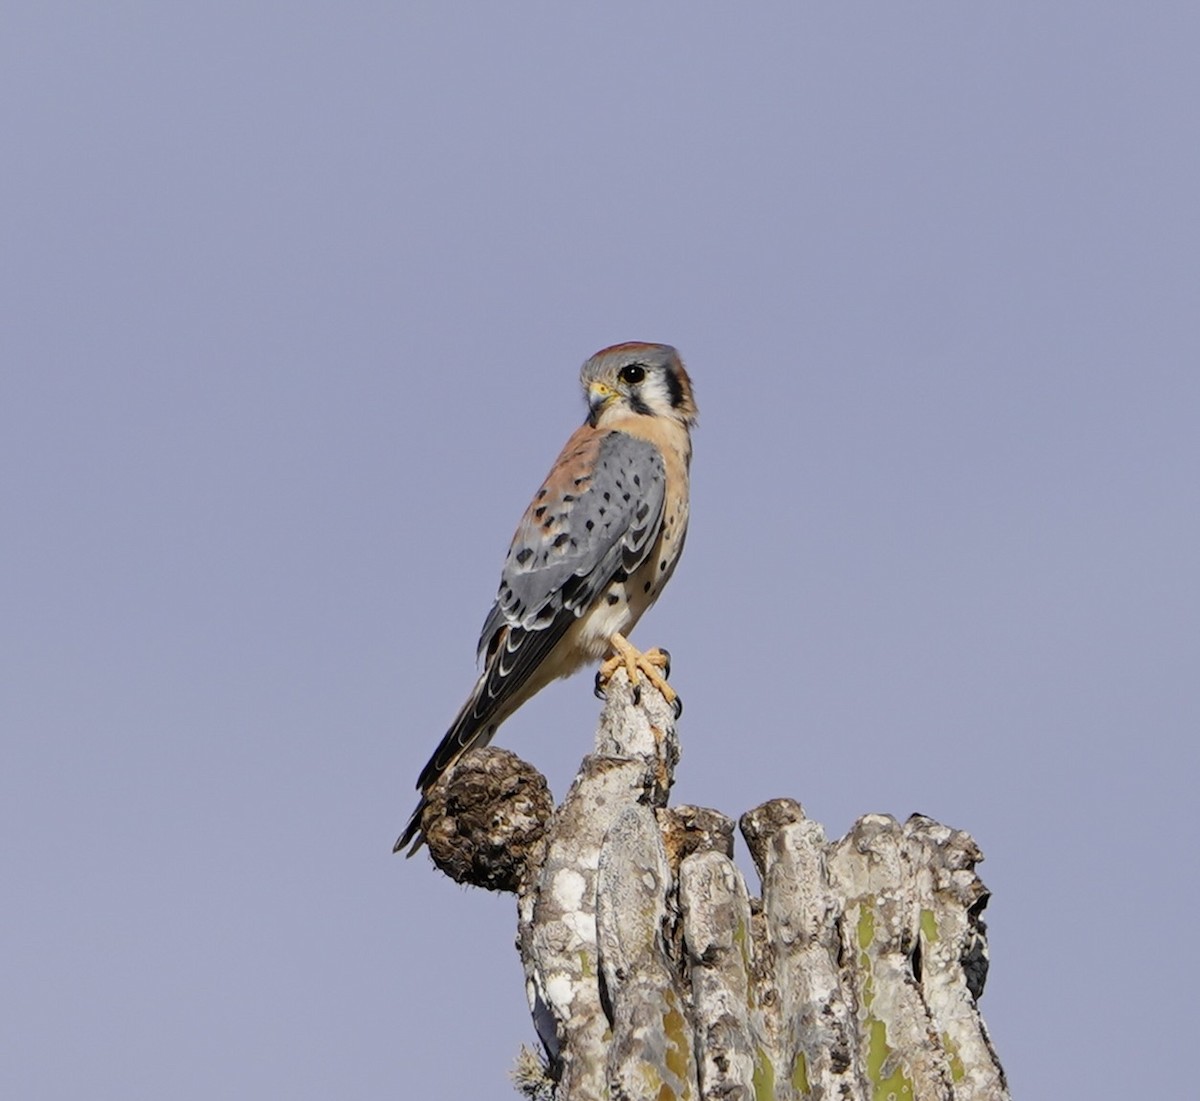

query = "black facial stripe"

[
  {"left": 663, "top": 368, "right": 685, "bottom": 409},
  {"left": 629, "top": 393, "right": 652, "bottom": 416}
]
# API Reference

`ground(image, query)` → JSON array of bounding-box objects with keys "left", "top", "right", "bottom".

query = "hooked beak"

[{"left": 587, "top": 381, "right": 618, "bottom": 424}]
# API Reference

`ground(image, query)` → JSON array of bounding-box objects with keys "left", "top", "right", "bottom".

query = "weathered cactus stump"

[{"left": 415, "top": 671, "right": 1010, "bottom": 1101}]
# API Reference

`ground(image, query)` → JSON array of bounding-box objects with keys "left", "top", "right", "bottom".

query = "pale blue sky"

[{"left": 3, "top": 5, "right": 1197, "bottom": 1097}]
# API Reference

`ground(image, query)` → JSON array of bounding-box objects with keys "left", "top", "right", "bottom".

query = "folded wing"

[{"left": 414, "top": 427, "right": 666, "bottom": 790}]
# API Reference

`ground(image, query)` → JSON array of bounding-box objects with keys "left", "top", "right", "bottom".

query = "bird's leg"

[{"left": 595, "top": 632, "right": 682, "bottom": 717}]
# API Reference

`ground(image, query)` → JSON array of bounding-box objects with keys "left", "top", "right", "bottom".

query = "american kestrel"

[{"left": 396, "top": 342, "right": 697, "bottom": 854}]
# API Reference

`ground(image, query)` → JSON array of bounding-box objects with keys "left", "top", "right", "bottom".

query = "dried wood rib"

[{"left": 419, "top": 672, "right": 1009, "bottom": 1101}]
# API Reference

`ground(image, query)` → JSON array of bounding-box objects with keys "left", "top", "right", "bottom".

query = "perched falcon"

[{"left": 395, "top": 342, "right": 697, "bottom": 854}]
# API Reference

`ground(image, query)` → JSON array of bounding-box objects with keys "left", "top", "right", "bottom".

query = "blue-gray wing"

[
  {"left": 482, "top": 427, "right": 666, "bottom": 650},
  {"left": 413, "top": 428, "right": 666, "bottom": 794}
]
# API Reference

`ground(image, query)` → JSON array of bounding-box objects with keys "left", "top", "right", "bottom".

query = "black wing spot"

[
  {"left": 553, "top": 533, "right": 570, "bottom": 548},
  {"left": 536, "top": 487, "right": 548, "bottom": 500},
  {"left": 534, "top": 505, "right": 547, "bottom": 519},
  {"left": 515, "top": 548, "right": 533, "bottom": 565},
  {"left": 643, "top": 581, "right": 652, "bottom": 593},
  {"left": 606, "top": 592, "right": 619, "bottom": 606},
  {"left": 585, "top": 520, "right": 595, "bottom": 531}
]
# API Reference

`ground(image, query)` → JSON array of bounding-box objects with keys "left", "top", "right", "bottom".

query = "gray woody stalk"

[{"left": 414, "top": 671, "right": 1010, "bottom": 1101}]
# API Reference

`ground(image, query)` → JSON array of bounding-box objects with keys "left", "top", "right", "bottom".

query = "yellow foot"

[{"left": 594, "top": 633, "right": 682, "bottom": 718}]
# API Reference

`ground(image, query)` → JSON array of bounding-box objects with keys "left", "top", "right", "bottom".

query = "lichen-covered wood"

[
  {"left": 597, "top": 806, "right": 697, "bottom": 1101},
  {"left": 415, "top": 671, "right": 1009, "bottom": 1101},
  {"left": 512, "top": 671, "right": 681, "bottom": 1100}
]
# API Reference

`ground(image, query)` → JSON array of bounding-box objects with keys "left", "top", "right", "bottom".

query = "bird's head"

[{"left": 580, "top": 343, "right": 698, "bottom": 430}]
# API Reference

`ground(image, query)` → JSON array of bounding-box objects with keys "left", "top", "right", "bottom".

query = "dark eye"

[{"left": 618, "top": 364, "right": 646, "bottom": 385}]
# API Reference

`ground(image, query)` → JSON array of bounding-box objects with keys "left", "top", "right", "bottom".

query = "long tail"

[
  {"left": 395, "top": 622, "right": 565, "bottom": 854},
  {"left": 393, "top": 680, "right": 500, "bottom": 855},
  {"left": 394, "top": 798, "right": 430, "bottom": 856},
  {"left": 392, "top": 720, "right": 498, "bottom": 855}
]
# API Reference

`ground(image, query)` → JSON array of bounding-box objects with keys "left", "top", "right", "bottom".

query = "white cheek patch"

[{"left": 638, "top": 374, "right": 674, "bottom": 416}]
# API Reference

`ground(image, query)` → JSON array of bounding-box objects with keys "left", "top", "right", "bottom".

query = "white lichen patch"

[
  {"left": 552, "top": 868, "right": 587, "bottom": 911},
  {"left": 561, "top": 907, "right": 596, "bottom": 944},
  {"left": 543, "top": 972, "right": 576, "bottom": 1011}
]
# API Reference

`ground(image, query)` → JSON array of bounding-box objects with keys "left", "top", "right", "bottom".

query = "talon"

[
  {"left": 604, "top": 633, "right": 681, "bottom": 717},
  {"left": 641, "top": 646, "right": 671, "bottom": 679},
  {"left": 595, "top": 653, "right": 623, "bottom": 698}
]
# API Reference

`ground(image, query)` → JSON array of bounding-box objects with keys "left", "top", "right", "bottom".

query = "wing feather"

[
  {"left": 480, "top": 427, "right": 665, "bottom": 654},
  {"left": 414, "top": 428, "right": 665, "bottom": 790}
]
